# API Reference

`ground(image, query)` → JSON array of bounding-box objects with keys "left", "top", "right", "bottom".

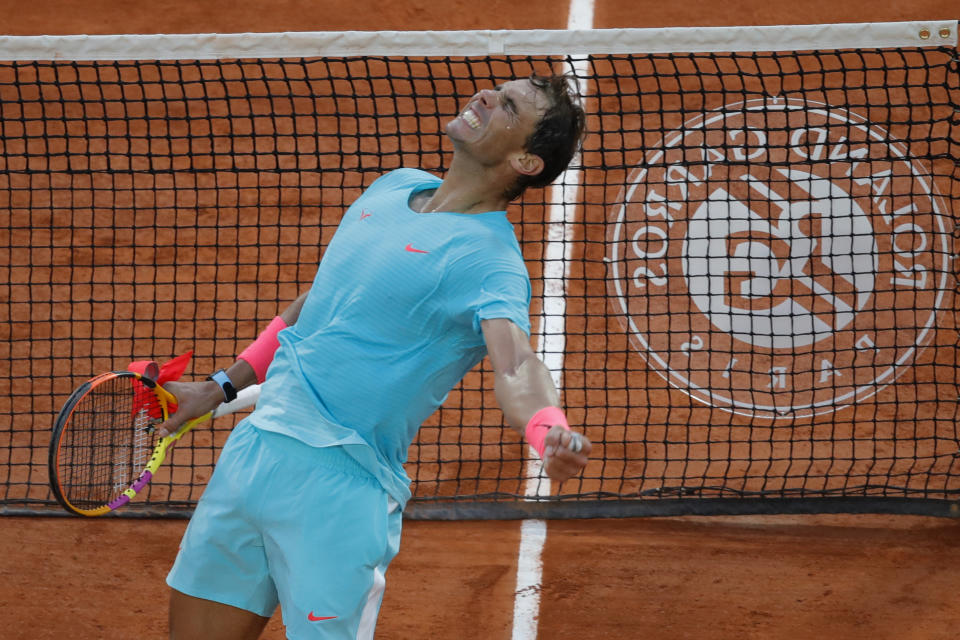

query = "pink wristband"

[
  {"left": 525, "top": 406, "right": 570, "bottom": 458},
  {"left": 238, "top": 316, "right": 288, "bottom": 383}
]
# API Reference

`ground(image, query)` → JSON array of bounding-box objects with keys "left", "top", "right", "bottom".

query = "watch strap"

[{"left": 207, "top": 368, "right": 238, "bottom": 403}]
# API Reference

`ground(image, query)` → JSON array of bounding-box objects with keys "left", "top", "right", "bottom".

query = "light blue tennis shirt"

[{"left": 248, "top": 168, "right": 532, "bottom": 508}]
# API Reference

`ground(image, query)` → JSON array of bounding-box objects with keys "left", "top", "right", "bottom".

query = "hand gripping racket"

[{"left": 48, "top": 370, "right": 260, "bottom": 516}]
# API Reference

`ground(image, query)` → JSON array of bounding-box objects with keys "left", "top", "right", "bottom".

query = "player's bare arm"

[
  {"left": 481, "top": 317, "right": 591, "bottom": 483},
  {"left": 156, "top": 292, "right": 309, "bottom": 436}
]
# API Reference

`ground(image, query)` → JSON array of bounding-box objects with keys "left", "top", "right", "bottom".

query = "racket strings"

[{"left": 56, "top": 376, "right": 161, "bottom": 508}]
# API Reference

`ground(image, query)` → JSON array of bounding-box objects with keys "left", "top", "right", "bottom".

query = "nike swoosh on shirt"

[
  {"left": 308, "top": 612, "right": 337, "bottom": 622},
  {"left": 405, "top": 243, "right": 429, "bottom": 254}
]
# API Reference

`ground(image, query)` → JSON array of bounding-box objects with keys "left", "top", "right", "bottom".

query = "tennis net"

[{"left": 1, "top": 22, "right": 959, "bottom": 518}]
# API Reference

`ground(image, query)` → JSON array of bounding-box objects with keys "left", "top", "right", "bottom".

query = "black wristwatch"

[{"left": 208, "top": 369, "right": 238, "bottom": 403}]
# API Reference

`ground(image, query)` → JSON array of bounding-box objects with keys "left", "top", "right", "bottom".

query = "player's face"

[{"left": 446, "top": 79, "right": 549, "bottom": 164}]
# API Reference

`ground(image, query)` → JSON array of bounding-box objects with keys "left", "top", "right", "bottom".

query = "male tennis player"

[{"left": 158, "top": 74, "right": 590, "bottom": 640}]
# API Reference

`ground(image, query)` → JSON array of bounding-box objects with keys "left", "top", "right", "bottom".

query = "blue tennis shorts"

[{"left": 167, "top": 420, "right": 402, "bottom": 639}]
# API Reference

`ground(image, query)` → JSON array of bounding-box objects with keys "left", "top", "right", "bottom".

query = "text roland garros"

[{"left": 607, "top": 97, "right": 952, "bottom": 420}]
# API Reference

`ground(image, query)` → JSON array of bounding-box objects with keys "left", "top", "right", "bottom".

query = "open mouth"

[{"left": 461, "top": 107, "right": 481, "bottom": 129}]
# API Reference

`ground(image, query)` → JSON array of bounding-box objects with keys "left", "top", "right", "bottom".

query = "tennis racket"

[{"left": 48, "top": 370, "right": 260, "bottom": 516}]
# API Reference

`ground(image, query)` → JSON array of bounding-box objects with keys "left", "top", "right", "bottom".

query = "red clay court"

[{"left": 1, "top": 1, "right": 960, "bottom": 639}]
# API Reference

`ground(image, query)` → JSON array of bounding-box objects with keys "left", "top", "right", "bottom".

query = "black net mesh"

[{"left": 1, "top": 43, "right": 959, "bottom": 517}]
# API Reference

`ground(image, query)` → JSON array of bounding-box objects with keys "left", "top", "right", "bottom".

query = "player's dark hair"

[{"left": 507, "top": 74, "right": 586, "bottom": 201}]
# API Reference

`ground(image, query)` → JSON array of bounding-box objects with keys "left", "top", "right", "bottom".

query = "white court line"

[{"left": 510, "top": 2, "right": 593, "bottom": 639}]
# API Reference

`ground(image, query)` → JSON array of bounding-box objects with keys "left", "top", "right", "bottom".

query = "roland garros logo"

[{"left": 607, "top": 97, "right": 951, "bottom": 420}]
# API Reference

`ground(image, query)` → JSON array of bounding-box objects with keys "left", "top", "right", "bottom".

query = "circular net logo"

[{"left": 606, "top": 98, "right": 951, "bottom": 420}]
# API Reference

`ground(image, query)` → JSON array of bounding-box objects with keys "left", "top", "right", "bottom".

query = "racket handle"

[
  {"left": 212, "top": 383, "right": 261, "bottom": 418},
  {"left": 167, "top": 384, "right": 261, "bottom": 441}
]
